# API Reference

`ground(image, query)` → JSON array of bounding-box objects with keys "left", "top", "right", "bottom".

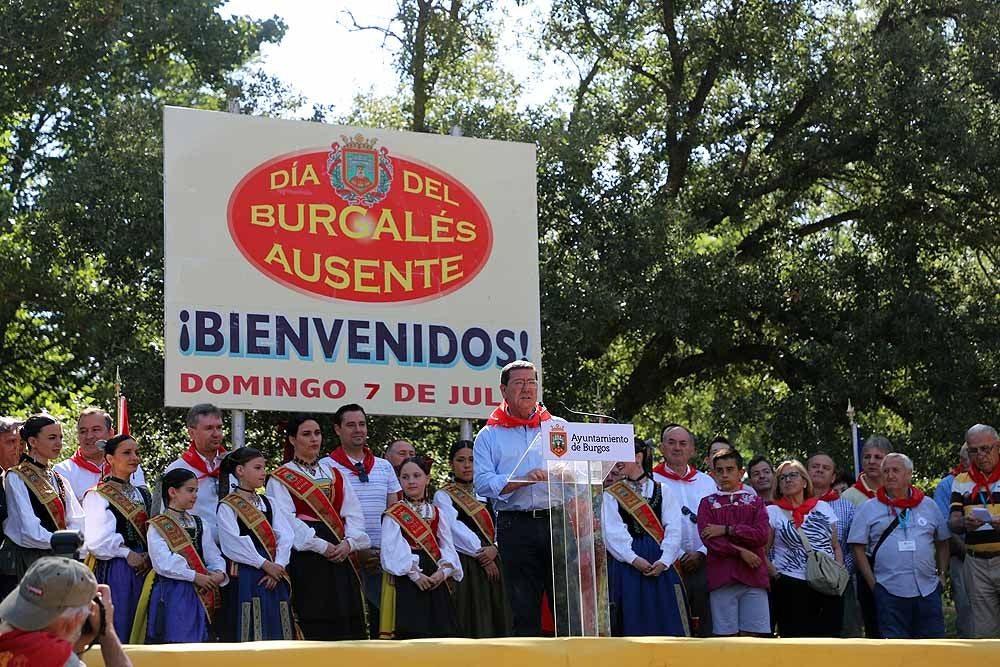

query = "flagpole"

[
  {"left": 115, "top": 366, "right": 122, "bottom": 430},
  {"left": 847, "top": 399, "right": 860, "bottom": 478}
]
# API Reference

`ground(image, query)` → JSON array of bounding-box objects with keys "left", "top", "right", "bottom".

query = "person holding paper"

[
  {"left": 949, "top": 423, "right": 1000, "bottom": 637},
  {"left": 473, "top": 359, "right": 564, "bottom": 636},
  {"left": 848, "top": 453, "right": 949, "bottom": 638}
]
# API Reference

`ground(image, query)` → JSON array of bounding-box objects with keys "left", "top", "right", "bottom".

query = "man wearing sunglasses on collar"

[{"left": 324, "top": 403, "right": 401, "bottom": 638}]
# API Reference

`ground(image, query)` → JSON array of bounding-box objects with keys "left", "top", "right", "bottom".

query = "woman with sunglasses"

[{"left": 767, "top": 459, "right": 845, "bottom": 637}]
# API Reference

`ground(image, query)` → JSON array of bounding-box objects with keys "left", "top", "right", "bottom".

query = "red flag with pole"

[{"left": 115, "top": 367, "right": 130, "bottom": 436}]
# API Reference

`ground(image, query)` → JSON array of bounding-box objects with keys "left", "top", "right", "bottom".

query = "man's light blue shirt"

[
  {"left": 933, "top": 474, "right": 954, "bottom": 519},
  {"left": 474, "top": 416, "right": 565, "bottom": 512}
]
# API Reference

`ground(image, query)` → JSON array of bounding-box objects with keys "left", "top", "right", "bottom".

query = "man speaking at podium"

[{"left": 474, "top": 360, "right": 561, "bottom": 636}]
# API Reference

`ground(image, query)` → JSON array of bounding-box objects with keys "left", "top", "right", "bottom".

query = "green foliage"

[{"left": 5, "top": 0, "right": 1000, "bottom": 486}]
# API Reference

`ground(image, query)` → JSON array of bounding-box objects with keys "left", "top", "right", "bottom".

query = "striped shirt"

[
  {"left": 324, "top": 454, "right": 401, "bottom": 548},
  {"left": 950, "top": 471, "right": 1000, "bottom": 554}
]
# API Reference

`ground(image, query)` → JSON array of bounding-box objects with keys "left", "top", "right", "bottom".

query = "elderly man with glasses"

[{"left": 949, "top": 423, "right": 1000, "bottom": 637}]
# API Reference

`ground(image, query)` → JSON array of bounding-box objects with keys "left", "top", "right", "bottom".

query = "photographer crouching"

[{"left": 0, "top": 532, "right": 131, "bottom": 667}]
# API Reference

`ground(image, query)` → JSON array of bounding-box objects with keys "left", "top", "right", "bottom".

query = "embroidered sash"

[
  {"left": 441, "top": 482, "right": 495, "bottom": 544},
  {"left": 95, "top": 482, "right": 149, "bottom": 547},
  {"left": 607, "top": 481, "right": 665, "bottom": 543},
  {"left": 9, "top": 464, "right": 66, "bottom": 530},
  {"left": 148, "top": 515, "right": 219, "bottom": 622},
  {"left": 271, "top": 466, "right": 361, "bottom": 580},
  {"left": 385, "top": 502, "right": 444, "bottom": 562},
  {"left": 219, "top": 493, "right": 278, "bottom": 562}
]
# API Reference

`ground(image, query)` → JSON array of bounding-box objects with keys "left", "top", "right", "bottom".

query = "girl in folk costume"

[
  {"left": 82, "top": 434, "right": 152, "bottom": 641},
  {"left": 216, "top": 447, "right": 297, "bottom": 641},
  {"left": 381, "top": 456, "right": 462, "bottom": 639},
  {"left": 265, "top": 414, "right": 369, "bottom": 640},
  {"left": 0, "top": 415, "right": 85, "bottom": 578},
  {"left": 602, "top": 439, "right": 690, "bottom": 637},
  {"left": 433, "top": 440, "right": 512, "bottom": 637},
  {"left": 146, "top": 469, "right": 227, "bottom": 643}
]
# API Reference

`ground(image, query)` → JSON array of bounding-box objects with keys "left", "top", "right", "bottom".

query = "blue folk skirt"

[{"left": 608, "top": 533, "right": 691, "bottom": 636}]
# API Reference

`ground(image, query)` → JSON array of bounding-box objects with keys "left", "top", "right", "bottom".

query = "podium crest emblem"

[
  {"left": 327, "top": 134, "right": 394, "bottom": 207},
  {"left": 549, "top": 423, "right": 568, "bottom": 458}
]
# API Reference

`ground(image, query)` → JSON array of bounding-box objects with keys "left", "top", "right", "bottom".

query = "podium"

[{"left": 508, "top": 421, "right": 634, "bottom": 637}]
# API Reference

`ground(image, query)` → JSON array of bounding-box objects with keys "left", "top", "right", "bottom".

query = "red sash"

[
  {"left": 968, "top": 463, "right": 1000, "bottom": 503},
  {"left": 9, "top": 464, "right": 66, "bottom": 530},
  {"left": 220, "top": 494, "right": 278, "bottom": 562},
  {"left": 148, "top": 515, "right": 220, "bottom": 622},
  {"left": 606, "top": 481, "right": 665, "bottom": 543},
  {"left": 0, "top": 629, "right": 74, "bottom": 667},
  {"left": 180, "top": 441, "right": 227, "bottom": 479},
  {"left": 329, "top": 446, "right": 375, "bottom": 476},
  {"left": 95, "top": 482, "right": 148, "bottom": 546},
  {"left": 271, "top": 466, "right": 361, "bottom": 580},
  {"left": 774, "top": 496, "right": 820, "bottom": 527},
  {"left": 652, "top": 463, "right": 697, "bottom": 483},
  {"left": 485, "top": 401, "right": 552, "bottom": 428},
  {"left": 851, "top": 474, "right": 877, "bottom": 499},
  {"left": 441, "top": 483, "right": 495, "bottom": 544},
  {"left": 876, "top": 486, "right": 926, "bottom": 514},
  {"left": 385, "top": 502, "right": 444, "bottom": 562},
  {"left": 818, "top": 489, "right": 840, "bottom": 502},
  {"left": 69, "top": 448, "right": 108, "bottom": 476}
]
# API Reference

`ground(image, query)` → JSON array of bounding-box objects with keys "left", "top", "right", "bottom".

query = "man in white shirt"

[
  {"left": 651, "top": 423, "right": 717, "bottom": 636},
  {"left": 162, "top": 404, "right": 227, "bottom": 540},
  {"left": 323, "top": 403, "right": 401, "bottom": 639},
  {"left": 54, "top": 408, "right": 147, "bottom": 502}
]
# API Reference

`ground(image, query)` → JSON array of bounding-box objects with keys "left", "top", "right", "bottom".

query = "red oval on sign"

[{"left": 227, "top": 142, "right": 494, "bottom": 303}]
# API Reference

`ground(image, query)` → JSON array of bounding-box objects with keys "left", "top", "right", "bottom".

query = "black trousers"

[
  {"left": 858, "top": 560, "right": 881, "bottom": 638},
  {"left": 497, "top": 511, "right": 553, "bottom": 636},
  {"left": 772, "top": 574, "right": 844, "bottom": 637}
]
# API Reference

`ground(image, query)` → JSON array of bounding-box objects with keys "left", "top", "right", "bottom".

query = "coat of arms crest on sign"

[
  {"left": 549, "top": 424, "right": 568, "bottom": 458},
  {"left": 327, "top": 134, "right": 393, "bottom": 207}
]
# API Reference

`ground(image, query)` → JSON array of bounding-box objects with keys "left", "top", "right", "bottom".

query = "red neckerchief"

[
  {"left": 852, "top": 474, "right": 877, "bottom": 499},
  {"left": 818, "top": 489, "right": 840, "bottom": 502},
  {"left": 485, "top": 401, "right": 552, "bottom": 428},
  {"left": 330, "top": 446, "right": 375, "bottom": 475},
  {"left": 968, "top": 463, "right": 1000, "bottom": 502},
  {"left": 652, "top": 463, "right": 697, "bottom": 483},
  {"left": 181, "top": 441, "right": 227, "bottom": 479},
  {"left": 949, "top": 462, "right": 968, "bottom": 478},
  {"left": 69, "top": 447, "right": 108, "bottom": 476},
  {"left": 0, "top": 628, "right": 73, "bottom": 667},
  {"left": 775, "top": 496, "right": 820, "bottom": 527},
  {"left": 876, "top": 486, "right": 925, "bottom": 514}
]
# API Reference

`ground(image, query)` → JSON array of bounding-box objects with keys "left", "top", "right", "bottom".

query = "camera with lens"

[{"left": 51, "top": 530, "right": 106, "bottom": 640}]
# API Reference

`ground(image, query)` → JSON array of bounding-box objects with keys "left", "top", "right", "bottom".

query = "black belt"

[
  {"left": 967, "top": 549, "right": 1000, "bottom": 560},
  {"left": 499, "top": 508, "right": 550, "bottom": 519}
]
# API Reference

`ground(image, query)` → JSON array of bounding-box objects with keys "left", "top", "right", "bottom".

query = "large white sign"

[
  {"left": 541, "top": 422, "right": 635, "bottom": 462},
  {"left": 163, "top": 107, "right": 540, "bottom": 418}
]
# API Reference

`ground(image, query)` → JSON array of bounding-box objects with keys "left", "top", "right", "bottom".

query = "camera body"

[{"left": 50, "top": 530, "right": 106, "bottom": 640}]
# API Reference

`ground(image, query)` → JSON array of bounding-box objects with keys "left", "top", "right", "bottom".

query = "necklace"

[
  {"left": 403, "top": 497, "right": 432, "bottom": 518},
  {"left": 166, "top": 507, "right": 196, "bottom": 529},
  {"left": 236, "top": 487, "right": 264, "bottom": 509},
  {"left": 108, "top": 476, "right": 142, "bottom": 503},
  {"left": 293, "top": 456, "right": 320, "bottom": 476}
]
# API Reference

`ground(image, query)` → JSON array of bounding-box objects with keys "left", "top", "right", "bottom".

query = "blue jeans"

[{"left": 873, "top": 582, "right": 945, "bottom": 639}]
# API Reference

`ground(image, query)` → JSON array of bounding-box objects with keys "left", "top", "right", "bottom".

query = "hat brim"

[{"left": 0, "top": 586, "right": 65, "bottom": 631}]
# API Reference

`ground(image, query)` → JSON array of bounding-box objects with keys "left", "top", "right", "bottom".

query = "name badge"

[{"left": 898, "top": 540, "right": 916, "bottom": 552}]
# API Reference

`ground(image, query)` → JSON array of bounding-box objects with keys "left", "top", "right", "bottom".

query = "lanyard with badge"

[{"left": 890, "top": 505, "right": 917, "bottom": 552}]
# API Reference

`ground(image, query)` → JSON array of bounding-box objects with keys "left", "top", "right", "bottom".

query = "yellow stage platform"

[{"left": 86, "top": 637, "right": 997, "bottom": 667}]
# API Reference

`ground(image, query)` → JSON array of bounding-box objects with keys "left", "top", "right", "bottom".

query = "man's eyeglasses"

[
  {"left": 681, "top": 506, "right": 698, "bottom": 523},
  {"left": 507, "top": 379, "right": 539, "bottom": 390},
  {"left": 778, "top": 472, "right": 801, "bottom": 482},
  {"left": 968, "top": 443, "right": 998, "bottom": 457},
  {"left": 354, "top": 462, "right": 369, "bottom": 483}
]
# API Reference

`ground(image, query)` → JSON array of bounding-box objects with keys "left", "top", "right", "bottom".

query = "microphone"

[{"left": 555, "top": 402, "right": 618, "bottom": 423}]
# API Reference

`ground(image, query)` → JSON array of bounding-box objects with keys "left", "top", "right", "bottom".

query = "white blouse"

[
  {"left": 432, "top": 489, "right": 488, "bottom": 557},
  {"left": 217, "top": 496, "right": 294, "bottom": 569},
  {"left": 380, "top": 502, "right": 464, "bottom": 583},
  {"left": 82, "top": 489, "right": 149, "bottom": 560},
  {"left": 602, "top": 479, "right": 683, "bottom": 568},
  {"left": 147, "top": 515, "right": 227, "bottom": 585},
  {"left": 2, "top": 467, "right": 86, "bottom": 550},
  {"left": 53, "top": 458, "right": 147, "bottom": 503},
  {"left": 264, "top": 459, "right": 370, "bottom": 556}
]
